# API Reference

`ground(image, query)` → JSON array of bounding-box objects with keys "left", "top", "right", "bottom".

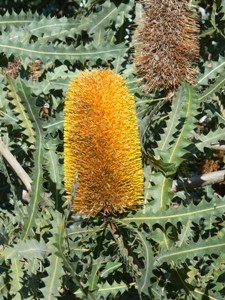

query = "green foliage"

[{"left": 1, "top": 0, "right": 225, "bottom": 299}]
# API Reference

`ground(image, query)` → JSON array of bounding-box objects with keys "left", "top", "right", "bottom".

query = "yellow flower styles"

[{"left": 64, "top": 69, "right": 143, "bottom": 216}]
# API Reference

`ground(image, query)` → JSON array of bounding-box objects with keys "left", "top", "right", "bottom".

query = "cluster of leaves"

[{"left": 0, "top": 0, "right": 225, "bottom": 299}]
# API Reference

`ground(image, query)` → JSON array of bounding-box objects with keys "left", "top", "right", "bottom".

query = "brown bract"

[
  {"left": 134, "top": 0, "right": 199, "bottom": 92},
  {"left": 64, "top": 69, "right": 143, "bottom": 216}
]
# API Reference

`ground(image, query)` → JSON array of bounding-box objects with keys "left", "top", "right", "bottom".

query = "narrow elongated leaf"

[
  {"left": 19, "top": 17, "right": 86, "bottom": 43},
  {"left": 52, "top": 214, "right": 81, "bottom": 288},
  {"left": 0, "top": 11, "right": 41, "bottom": 26},
  {"left": 198, "top": 55, "right": 225, "bottom": 85},
  {"left": 143, "top": 153, "right": 174, "bottom": 176},
  {"left": 161, "top": 84, "right": 198, "bottom": 169},
  {"left": 100, "top": 261, "right": 122, "bottom": 278},
  {"left": 4, "top": 239, "right": 48, "bottom": 260},
  {"left": 115, "top": 219, "right": 154, "bottom": 297},
  {"left": 42, "top": 112, "right": 63, "bottom": 133},
  {"left": 157, "top": 88, "right": 184, "bottom": 154},
  {"left": 194, "top": 126, "right": 225, "bottom": 152},
  {"left": 96, "top": 280, "right": 129, "bottom": 299},
  {"left": 26, "top": 65, "right": 75, "bottom": 95},
  {"left": 0, "top": 39, "right": 126, "bottom": 64},
  {"left": 9, "top": 257, "right": 23, "bottom": 294},
  {"left": 41, "top": 254, "right": 64, "bottom": 300},
  {"left": 123, "top": 196, "right": 225, "bottom": 228},
  {"left": 0, "top": 14, "right": 87, "bottom": 42},
  {"left": 7, "top": 76, "right": 35, "bottom": 143},
  {"left": 156, "top": 236, "right": 225, "bottom": 266},
  {"left": 89, "top": 1, "right": 133, "bottom": 34},
  {"left": 12, "top": 79, "right": 44, "bottom": 240},
  {"left": 0, "top": 75, "right": 19, "bottom": 128},
  {"left": 199, "top": 73, "right": 225, "bottom": 101},
  {"left": 87, "top": 257, "right": 105, "bottom": 292},
  {"left": 153, "top": 84, "right": 199, "bottom": 210},
  {"left": 0, "top": 274, "right": 8, "bottom": 300},
  {"left": 44, "top": 139, "right": 63, "bottom": 209},
  {"left": 176, "top": 220, "right": 193, "bottom": 247}
]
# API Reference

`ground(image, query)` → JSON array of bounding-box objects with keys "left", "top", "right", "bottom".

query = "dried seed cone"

[
  {"left": 134, "top": 0, "right": 199, "bottom": 92},
  {"left": 64, "top": 69, "right": 143, "bottom": 216}
]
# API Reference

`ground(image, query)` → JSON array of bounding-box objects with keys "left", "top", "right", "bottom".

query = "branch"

[
  {"left": 0, "top": 141, "right": 32, "bottom": 192},
  {"left": 210, "top": 144, "right": 225, "bottom": 151},
  {"left": 171, "top": 170, "right": 225, "bottom": 193}
]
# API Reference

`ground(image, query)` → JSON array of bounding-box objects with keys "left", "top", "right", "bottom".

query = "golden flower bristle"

[
  {"left": 64, "top": 69, "right": 143, "bottom": 216},
  {"left": 133, "top": 0, "right": 199, "bottom": 92}
]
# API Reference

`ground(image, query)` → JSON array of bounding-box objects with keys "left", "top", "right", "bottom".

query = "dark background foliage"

[{"left": 0, "top": 0, "right": 225, "bottom": 299}]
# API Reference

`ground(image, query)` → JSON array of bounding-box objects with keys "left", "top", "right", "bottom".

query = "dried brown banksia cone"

[
  {"left": 134, "top": 0, "right": 199, "bottom": 92},
  {"left": 64, "top": 69, "right": 143, "bottom": 216}
]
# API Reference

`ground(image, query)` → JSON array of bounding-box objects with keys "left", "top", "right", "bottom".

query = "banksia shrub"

[
  {"left": 134, "top": 0, "right": 199, "bottom": 92},
  {"left": 64, "top": 69, "right": 143, "bottom": 216}
]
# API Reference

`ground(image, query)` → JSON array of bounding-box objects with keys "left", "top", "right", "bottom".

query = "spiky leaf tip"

[
  {"left": 134, "top": 0, "right": 199, "bottom": 92},
  {"left": 64, "top": 69, "right": 143, "bottom": 216}
]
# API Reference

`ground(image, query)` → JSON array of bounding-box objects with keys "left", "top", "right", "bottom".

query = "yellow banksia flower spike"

[
  {"left": 64, "top": 69, "right": 143, "bottom": 216},
  {"left": 134, "top": 0, "right": 199, "bottom": 92}
]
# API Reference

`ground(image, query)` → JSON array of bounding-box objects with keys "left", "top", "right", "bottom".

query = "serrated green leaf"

[
  {"left": 198, "top": 55, "right": 225, "bottom": 86},
  {"left": 96, "top": 280, "right": 129, "bottom": 299},
  {"left": 123, "top": 196, "right": 225, "bottom": 228},
  {"left": 0, "top": 11, "right": 41, "bottom": 27},
  {"left": 156, "top": 88, "right": 184, "bottom": 154},
  {"left": 87, "top": 257, "right": 105, "bottom": 292},
  {"left": 114, "top": 219, "right": 154, "bottom": 297},
  {"left": 6, "top": 76, "right": 35, "bottom": 143},
  {"left": 199, "top": 27, "right": 215, "bottom": 38},
  {"left": 156, "top": 236, "right": 225, "bottom": 266},
  {"left": 0, "top": 274, "right": 8, "bottom": 300},
  {"left": 24, "top": 66, "right": 75, "bottom": 96},
  {"left": 0, "top": 13, "right": 86, "bottom": 43},
  {"left": 26, "top": 258, "right": 40, "bottom": 275},
  {"left": 88, "top": 1, "right": 133, "bottom": 34},
  {"left": 3, "top": 239, "right": 48, "bottom": 260},
  {"left": 100, "top": 260, "right": 122, "bottom": 278},
  {"left": 0, "top": 76, "right": 19, "bottom": 129},
  {"left": 199, "top": 73, "right": 225, "bottom": 102},
  {"left": 42, "top": 113, "right": 63, "bottom": 133},
  {"left": 176, "top": 220, "right": 193, "bottom": 248},
  {"left": 41, "top": 254, "right": 64, "bottom": 300},
  {"left": 16, "top": 79, "right": 44, "bottom": 240},
  {"left": 193, "top": 288, "right": 221, "bottom": 300},
  {"left": 17, "top": 17, "right": 86, "bottom": 44},
  {"left": 186, "top": 265, "right": 199, "bottom": 284},
  {"left": 0, "top": 39, "right": 126, "bottom": 64},
  {"left": 52, "top": 213, "right": 81, "bottom": 289},
  {"left": 143, "top": 153, "right": 174, "bottom": 176},
  {"left": 150, "top": 172, "right": 174, "bottom": 212},
  {"left": 9, "top": 257, "right": 23, "bottom": 294},
  {"left": 44, "top": 140, "right": 63, "bottom": 209},
  {"left": 11, "top": 293, "right": 22, "bottom": 300},
  {"left": 194, "top": 126, "right": 225, "bottom": 152},
  {"left": 151, "top": 227, "right": 174, "bottom": 252},
  {"left": 155, "top": 84, "right": 199, "bottom": 210},
  {"left": 161, "top": 84, "right": 198, "bottom": 169}
]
